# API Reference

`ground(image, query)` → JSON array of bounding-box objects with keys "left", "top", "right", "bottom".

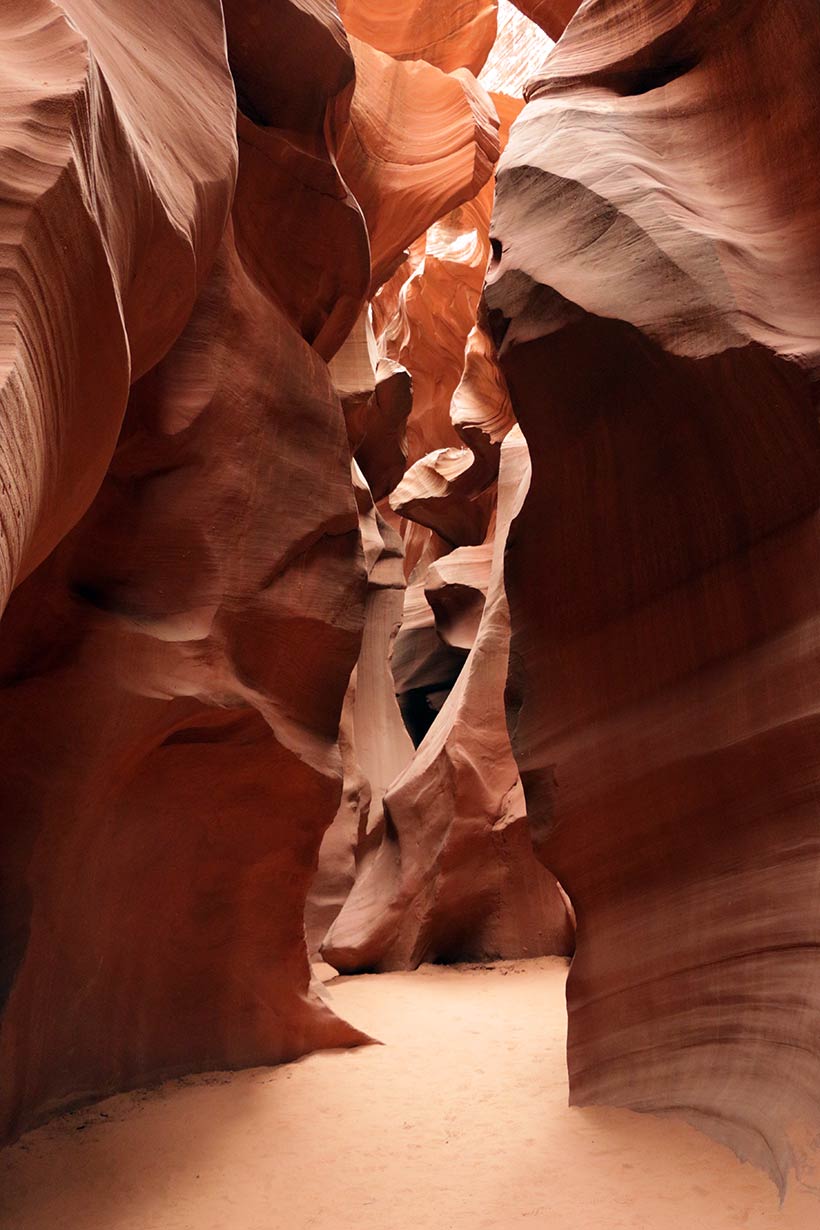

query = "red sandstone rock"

[
  {"left": 0, "top": 218, "right": 375, "bottom": 1141},
  {"left": 0, "top": 0, "right": 522, "bottom": 1143},
  {"left": 323, "top": 429, "right": 574, "bottom": 970},
  {"left": 228, "top": 2, "right": 371, "bottom": 362},
  {"left": 389, "top": 314, "right": 515, "bottom": 545},
  {"left": 337, "top": 0, "right": 498, "bottom": 75},
  {"left": 337, "top": 37, "right": 500, "bottom": 291},
  {"left": 487, "top": 0, "right": 820, "bottom": 1188},
  {"left": 320, "top": 24, "right": 573, "bottom": 972},
  {"left": 328, "top": 310, "right": 413, "bottom": 500},
  {"left": 7, "top": 0, "right": 812, "bottom": 1189},
  {"left": 0, "top": 0, "right": 377, "bottom": 1143},
  {"left": 373, "top": 197, "right": 495, "bottom": 465},
  {"left": 223, "top": 0, "right": 353, "bottom": 128},
  {"left": 0, "top": 0, "right": 236, "bottom": 612},
  {"left": 391, "top": 447, "right": 494, "bottom": 547},
  {"left": 508, "top": 0, "right": 578, "bottom": 40}
]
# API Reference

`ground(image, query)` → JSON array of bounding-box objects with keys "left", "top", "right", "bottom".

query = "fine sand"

[{"left": 2, "top": 958, "right": 818, "bottom": 1229}]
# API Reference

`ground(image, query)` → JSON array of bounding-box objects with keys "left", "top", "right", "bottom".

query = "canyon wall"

[
  {"left": 4, "top": 0, "right": 816, "bottom": 1189},
  {"left": 321, "top": 38, "right": 574, "bottom": 969},
  {"left": 0, "top": 0, "right": 372, "bottom": 1142},
  {"left": 489, "top": 0, "right": 820, "bottom": 1188},
  {"left": 0, "top": 0, "right": 571, "bottom": 1141}
]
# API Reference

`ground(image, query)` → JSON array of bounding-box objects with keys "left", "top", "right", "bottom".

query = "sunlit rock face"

[
  {"left": 0, "top": 0, "right": 574, "bottom": 1142},
  {"left": 323, "top": 428, "right": 574, "bottom": 972},
  {"left": 12, "top": 0, "right": 814, "bottom": 1183},
  {"left": 480, "top": 0, "right": 556, "bottom": 92},
  {"left": 489, "top": 0, "right": 820, "bottom": 1188},
  {"left": 505, "top": 0, "right": 577, "bottom": 40},
  {"left": 317, "top": 0, "right": 574, "bottom": 973},
  {"left": 337, "top": 0, "right": 498, "bottom": 76}
]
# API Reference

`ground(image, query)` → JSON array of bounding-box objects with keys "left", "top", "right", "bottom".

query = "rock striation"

[
  {"left": 321, "top": 4, "right": 574, "bottom": 972},
  {"left": 489, "top": 0, "right": 820, "bottom": 1188},
  {"left": 0, "top": 0, "right": 237, "bottom": 614},
  {"left": 0, "top": 0, "right": 377, "bottom": 1141},
  {"left": 5, "top": 0, "right": 811, "bottom": 1190},
  {"left": 324, "top": 428, "right": 574, "bottom": 970},
  {"left": 3, "top": 0, "right": 567, "bottom": 1142}
]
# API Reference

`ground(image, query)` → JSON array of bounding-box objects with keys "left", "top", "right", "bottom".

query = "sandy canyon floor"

[{"left": 2, "top": 958, "right": 818, "bottom": 1229}]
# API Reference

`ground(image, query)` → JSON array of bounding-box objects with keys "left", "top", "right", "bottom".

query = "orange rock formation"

[
  {"left": 1, "top": 0, "right": 569, "bottom": 1143},
  {"left": 3, "top": 0, "right": 817, "bottom": 1197},
  {"left": 489, "top": 0, "right": 820, "bottom": 1190}
]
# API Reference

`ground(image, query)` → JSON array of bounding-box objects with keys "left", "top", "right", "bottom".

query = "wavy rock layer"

[
  {"left": 0, "top": 0, "right": 236, "bottom": 612},
  {"left": 337, "top": 0, "right": 498, "bottom": 75},
  {"left": 488, "top": 0, "right": 820, "bottom": 1187},
  {"left": 323, "top": 38, "right": 574, "bottom": 968},
  {"left": 227, "top": 2, "right": 370, "bottom": 361},
  {"left": 0, "top": 0, "right": 375, "bottom": 1142},
  {"left": 324, "top": 429, "right": 573, "bottom": 970},
  {"left": 338, "top": 37, "right": 500, "bottom": 291},
  {"left": 0, "top": 0, "right": 521, "bottom": 1141},
  {"left": 0, "top": 215, "right": 374, "bottom": 1140}
]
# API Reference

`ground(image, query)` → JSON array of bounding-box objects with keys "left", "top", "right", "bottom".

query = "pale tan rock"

[
  {"left": 480, "top": 0, "right": 557, "bottom": 93},
  {"left": 424, "top": 541, "right": 494, "bottom": 651},
  {"left": 307, "top": 458, "right": 415, "bottom": 955}
]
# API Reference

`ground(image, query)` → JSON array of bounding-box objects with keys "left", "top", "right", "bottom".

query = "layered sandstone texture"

[
  {"left": 318, "top": 1, "right": 573, "bottom": 972},
  {"left": 0, "top": 0, "right": 372, "bottom": 1143},
  {"left": 5, "top": 0, "right": 812, "bottom": 1195},
  {"left": 0, "top": 0, "right": 574, "bottom": 1144},
  {"left": 323, "top": 428, "right": 573, "bottom": 971},
  {"left": 488, "top": 0, "right": 820, "bottom": 1189}
]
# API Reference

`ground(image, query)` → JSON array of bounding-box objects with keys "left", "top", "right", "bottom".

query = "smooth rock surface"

[
  {"left": 487, "top": 0, "right": 820, "bottom": 1187},
  {"left": 2, "top": 960, "right": 817, "bottom": 1230}
]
